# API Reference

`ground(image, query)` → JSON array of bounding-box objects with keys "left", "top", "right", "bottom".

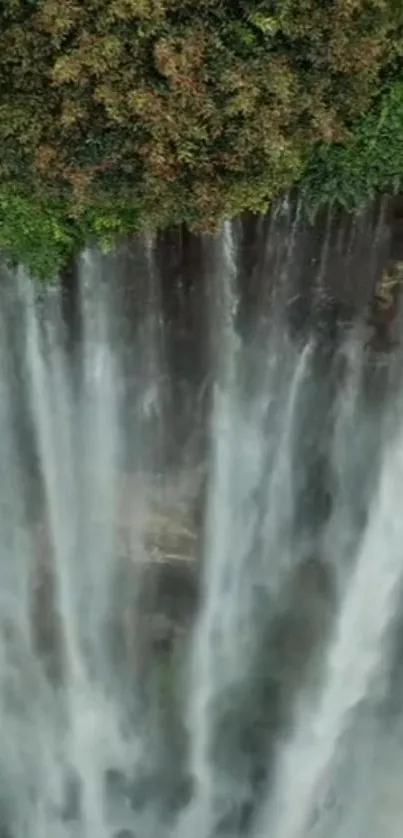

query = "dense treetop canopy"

[{"left": 0, "top": 0, "right": 403, "bottom": 276}]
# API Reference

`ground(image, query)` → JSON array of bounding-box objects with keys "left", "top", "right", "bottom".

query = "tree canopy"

[{"left": 1, "top": 0, "right": 403, "bottom": 276}]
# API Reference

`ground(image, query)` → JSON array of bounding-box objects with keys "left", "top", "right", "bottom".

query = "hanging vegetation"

[{"left": 0, "top": 0, "right": 403, "bottom": 276}]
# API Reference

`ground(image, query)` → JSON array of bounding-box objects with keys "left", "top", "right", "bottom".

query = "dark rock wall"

[{"left": 6, "top": 196, "right": 403, "bottom": 669}]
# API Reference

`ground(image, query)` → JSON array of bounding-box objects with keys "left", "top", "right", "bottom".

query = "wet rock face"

[
  {"left": 28, "top": 197, "right": 403, "bottom": 688},
  {"left": 365, "top": 196, "right": 403, "bottom": 355},
  {"left": 3, "top": 203, "right": 403, "bottom": 838},
  {"left": 367, "top": 259, "right": 403, "bottom": 353},
  {"left": 139, "top": 558, "right": 199, "bottom": 624}
]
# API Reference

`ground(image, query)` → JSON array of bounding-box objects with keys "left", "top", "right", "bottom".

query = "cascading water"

[{"left": 0, "top": 204, "right": 402, "bottom": 838}]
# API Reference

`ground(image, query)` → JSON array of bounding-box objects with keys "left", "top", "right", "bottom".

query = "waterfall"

[
  {"left": 258, "top": 407, "right": 403, "bottom": 838},
  {"left": 0, "top": 204, "right": 402, "bottom": 838}
]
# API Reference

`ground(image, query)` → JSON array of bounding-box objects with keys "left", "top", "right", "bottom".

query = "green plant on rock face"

[
  {"left": 0, "top": 186, "right": 79, "bottom": 280},
  {"left": 301, "top": 80, "right": 403, "bottom": 214}
]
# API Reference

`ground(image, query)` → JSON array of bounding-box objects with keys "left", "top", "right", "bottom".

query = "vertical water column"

[
  {"left": 179, "top": 222, "right": 242, "bottom": 838},
  {"left": 68, "top": 249, "right": 130, "bottom": 838},
  {"left": 258, "top": 395, "right": 403, "bottom": 838},
  {"left": 21, "top": 270, "right": 83, "bottom": 685},
  {"left": 18, "top": 269, "right": 90, "bottom": 837},
  {"left": 20, "top": 254, "right": 132, "bottom": 838}
]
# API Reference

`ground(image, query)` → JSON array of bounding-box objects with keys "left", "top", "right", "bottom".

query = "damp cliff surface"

[
  {"left": 58, "top": 196, "right": 403, "bottom": 465},
  {"left": 6, "top": 197, "right": 403, "bottom": 643},
  {"left": 1, "top": 202, "right": 403, "bottom": 838}
]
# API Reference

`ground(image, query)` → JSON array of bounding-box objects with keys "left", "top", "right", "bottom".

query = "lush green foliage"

[
  {"left": 1, "top": 0, "right": 403, "bottom": 275},
  {"left": 301, "top": 81, "right": 403, "bottom": 213},
  {"left": 0, "top": 187, "right": 77, "bottom": 280}
]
